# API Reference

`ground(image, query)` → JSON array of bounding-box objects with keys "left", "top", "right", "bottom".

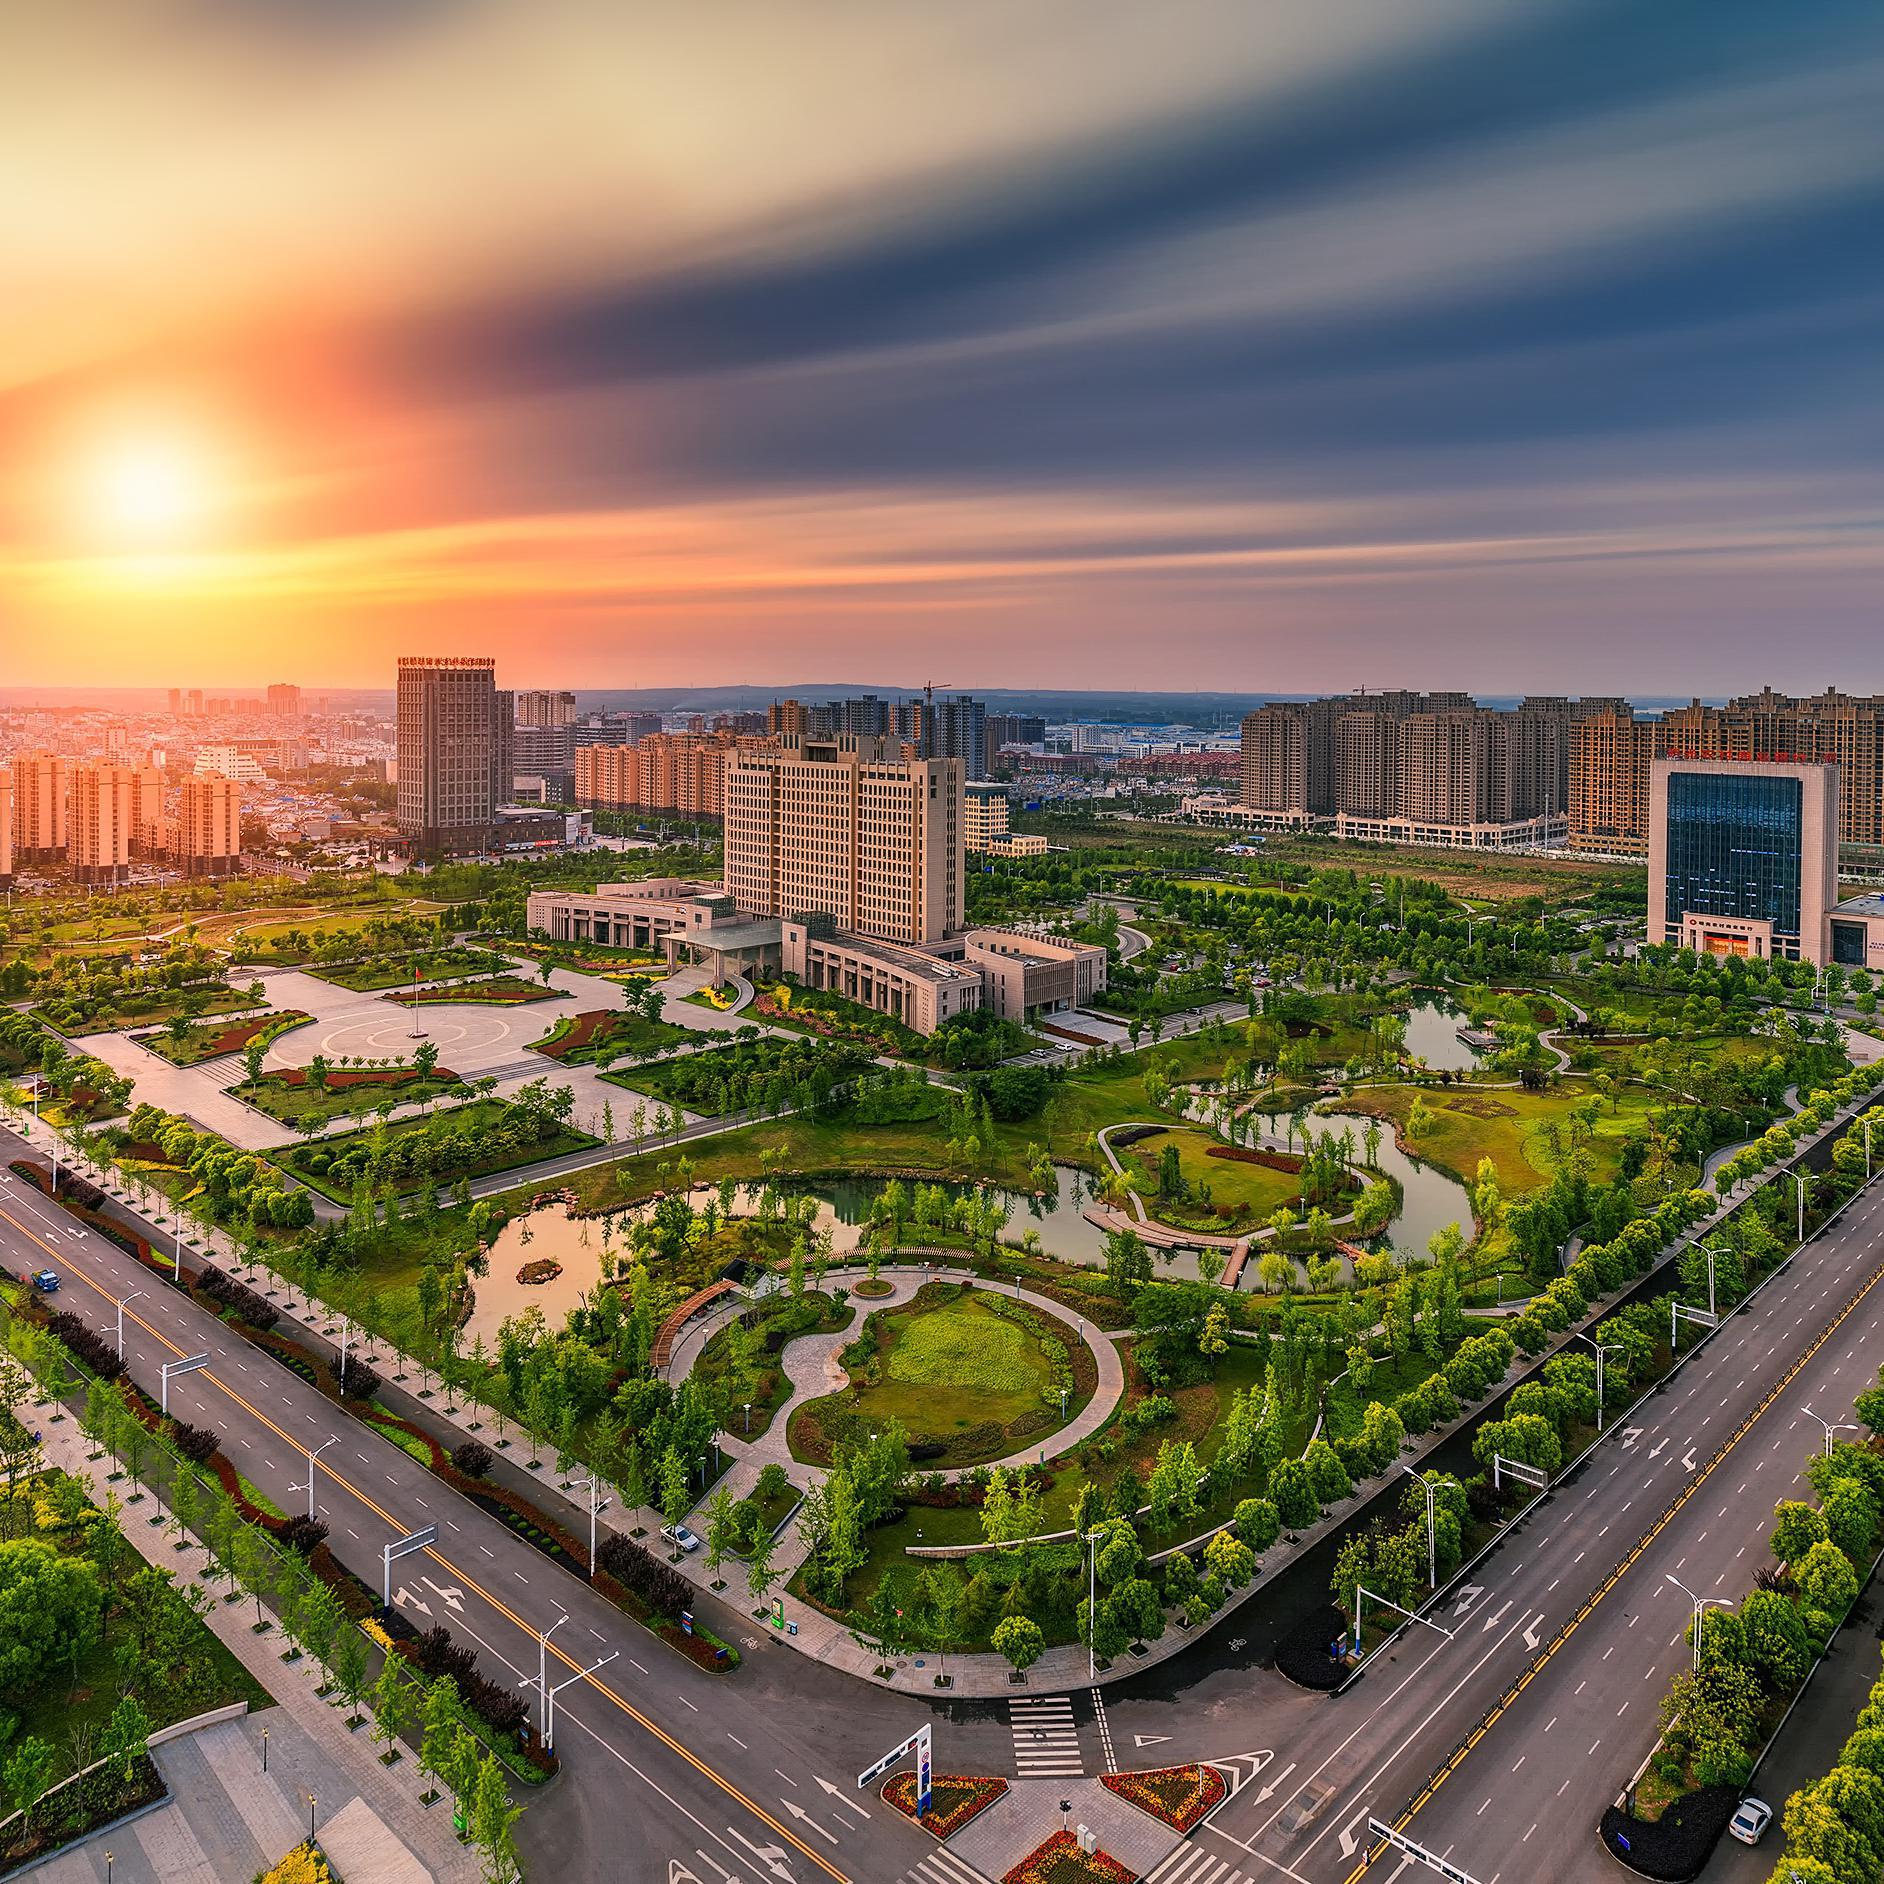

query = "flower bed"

[
  {"left": 1002, "top": 1831, "right": 1135, "bottom": 1884},
  {"left": 385, "top": 978, "right": 556, "bottom": 1007},
  {"left": 144, "top": 1010, "right": 312, "bottom": 1066},
  {"left": 1101, "top": 1764, "right": 1226, "bottom": 1832},
  {"left": 1205, "top": 1145, "right": 1304, "bottom": 1174},
  {"left": 882, "top": 1773, "right": 1007, "bottom": 1838}
]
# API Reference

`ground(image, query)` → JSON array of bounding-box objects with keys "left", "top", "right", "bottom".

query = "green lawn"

[
  {"left": 528, "top": 1009, "right": 691, "bottom": 1065},
  {"left": 270, "top": 1097, "right": 599, "bottom": 1200},
  {"left": 1332, "top": 1081, "right": 1666, "bottom": 1195},
  {"left": 308, "top": 946, "right": 511, "bottom": 992},
  {"left": 1119, "top": 1125, "right": 1303, "bottom": 1229},
  {"left": 791, "top": 1284, "right": 1085, "bottom": 1468},
  {"left": 37, "top": 986, "right": 249, "bottom": 1038},
  {"left": 233, "top": 1067, "right": 469, "bottom": 1127}
]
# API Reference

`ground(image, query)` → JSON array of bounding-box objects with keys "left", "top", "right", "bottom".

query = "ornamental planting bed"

[
  {"left": 1100, "top": 1764, "right": 1225, "bottom": 1833},
  {"left": 384, "top": 978, "right": 557, "bottom": 1007},
  {"left": 1002, "top": 1830, "right": 1135, "bottom": 1883},
  {"left": 881, "top": 1773, "right": 1007, "bottom": 1838},
  {"left": 144, "top": 1009, "right": 313, "bottom": 1066}
]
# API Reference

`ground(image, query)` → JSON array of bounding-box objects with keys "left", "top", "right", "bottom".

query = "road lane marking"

[{"left": 0, "top": 1196, "right": 850, "bottom": 1884}]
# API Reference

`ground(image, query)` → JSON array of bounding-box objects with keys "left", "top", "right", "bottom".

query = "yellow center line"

[
  {"left": 1340, "top": 1253, "right": 1884, "bottom": 1884},
  {"left": 0, "top": 1198, "right": 849, "bottom": 1883}
]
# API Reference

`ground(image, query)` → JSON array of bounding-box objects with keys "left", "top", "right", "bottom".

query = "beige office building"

[
  {"left": 177, "top": 775, "right": 242, "bottom": 877},
  {"left": 963, "top": 782, "right": 1012, "bottom": 852},
  {"left": 70, "top": 764, "right": 138, "bottom": 884},
  {"left": 725, "top": 734, "right": 962, "bottom": 946}
]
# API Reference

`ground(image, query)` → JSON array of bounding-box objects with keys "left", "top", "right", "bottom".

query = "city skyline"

[{"left": 8, "top": 2, "right": 1884, "bottom": 689}]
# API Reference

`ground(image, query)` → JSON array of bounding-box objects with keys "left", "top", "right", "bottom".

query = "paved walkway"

[{"left": 26, "top": 1410, "right": 480, "bottom": 1884}]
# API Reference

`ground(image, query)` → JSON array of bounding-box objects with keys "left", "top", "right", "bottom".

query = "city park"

[{"left": 2, "top": 823, "right": 1879, "bottom": 1687}]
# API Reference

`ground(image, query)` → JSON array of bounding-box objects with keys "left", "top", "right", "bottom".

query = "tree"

[
  {"left": 991, "top": 1614, "right": 1044, "bottom": 1676},
  {"left": 703, "top": 1486, "right": 738, "bottom": 1589},
  {"left": 1739, "top": 1587, "right": 1810, "bottom": 1694},
  {"left": 658, "top": 1448, "right": 690, "bottom": 1546},
  {"left": 0, "top": 1539, "right": 103, "bottom": 1702},
  {"left": 2, "top": 1736, "right": 53, "bottom": 1827},
  {"left": 1771, "top": 1499, "right": 1830, "bottom": 1567},
  {"left": 370, "top": 1652, "right": 416, "bottom": 1762},
  {"left": 418, "top": 1675, "right": 466, "bottom": 1801},
  {"left": 101, "top": 1695, "right": 151, "bottom": 1784},
  {"left": 1233, "top": 1498, "right": 1281, "bottom": 1554},
  {"left": 1204, "top": 1530, "right": 1256, "bottom": 1587},
  {"left": 1270, "top": 1458, "right": 1319, "bottom": 1530},
  {"left": 1796, "top": 1538, "right": 1860, "bottom": 1626},
  {"left": 329, "top": 1623, "right": 371, "bottom": 1727},
  {"left": 471, "top": 1749, "right": 526, "bottom": 1884}
]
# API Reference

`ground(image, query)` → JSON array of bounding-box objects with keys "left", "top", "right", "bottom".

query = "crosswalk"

[
  {"left": 1008, "top": 1693, "right": 1085, "bottom": 1777},
  {"left": 1140, "top": 1845, "right": 1259, "bottom": 1884},
  {"left": 901, "top": 1848, "right": 995, "bottom": 1884}
]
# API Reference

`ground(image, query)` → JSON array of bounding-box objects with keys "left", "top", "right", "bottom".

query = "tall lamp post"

[
  {"left": 1802, "top": 1405, "right": 1857, "bottom": 1458},
  {"left": 113, "top": 1289, "right": 147, "bottom": 1360},
  {"left": 1573, "top": 1331, "right": 1625, "bottom": 1429},
  {"left": 1666, "top": 1573, "right": 1730, "bottom": 1675},
  {"left": 1400, "top": 1463, "right": 1438, "bottom": 1590}
]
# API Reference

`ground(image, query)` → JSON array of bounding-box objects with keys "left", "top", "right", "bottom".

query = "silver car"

[{"left": 1728, "top": 1798, "right": 1772, "bottom": 1846}]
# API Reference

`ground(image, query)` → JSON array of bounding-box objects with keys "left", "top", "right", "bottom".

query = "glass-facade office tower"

[{"left": 1648, "top": 758, "right": 1837, "bottom": 964}]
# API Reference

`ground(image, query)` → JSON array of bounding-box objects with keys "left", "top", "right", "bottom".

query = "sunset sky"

[{"left": 5, "top": 0, "right": 1884, "bottom": 693}]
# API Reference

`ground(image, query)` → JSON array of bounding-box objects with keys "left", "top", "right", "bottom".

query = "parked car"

[
  {"left": 1728, "top": 1798, "right": 1772, "bottom": 1846},
  {"left": 29, "top": 1271, "right": 59, "bottom": 1294},
  {"left": 661, "top": 1523, "right": 702, "bottom": 1555}
]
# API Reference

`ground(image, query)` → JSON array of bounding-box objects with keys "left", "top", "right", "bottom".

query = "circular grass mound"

[{"left": 884, "top": 1299, "right": 1040, "bottom": 1396}]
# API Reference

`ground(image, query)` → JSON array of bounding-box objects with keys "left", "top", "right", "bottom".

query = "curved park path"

[{"left": 665, "top": 1262, "right": 1126, "bottom": 1482}]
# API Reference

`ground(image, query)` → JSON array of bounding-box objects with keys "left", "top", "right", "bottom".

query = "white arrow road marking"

[
  {"left": 391, "top": 1588, "right": 431, "bottom": 1616},
  {"left": 1451, "top": 1583, "right": 1485, "bottom": 1617},
  {"left": 669, "top": 1865, "right": 706, "bottom": 1884},
  {"left": 1481, "top": 1599, "right": 1513, "bottom": 1633},
  {"left": 692, "top": 1852, "right": 744, "bottom": 1884},
  {"left": 1648, "top": 1437, "right": 1669, "bottom": 1458},
  {"left": 1337, "top": 1806, "right": 1371, "bottom": 1860},
  {"left": 780, "top": 1800, "right": 836, "bottom": 1846},
  {"left": 724, "top": 1827, "right": 794, "bottom": 1881},
  {"left": 1254, "top": 1759, "right": 1298, "bottom": 1803},
  {"left": 1681, "top": 1450, "right": 1696, "bottom": 1474},
  {"left": 1621, "top": 1426, "right": 1644, "bottom": 1448},
  {"left": 421, "top": 1575, "right": 466, "bottom": 1612},
  {"left": 1522, "top": 1615, "right": 1542, "bottom": 1652},
  {"left": 814, "top": 1778, "right": 869, "bottom": 1820},
  {"left": 1135, "top": 1734, "right": 1171, "bottom": 1749}
]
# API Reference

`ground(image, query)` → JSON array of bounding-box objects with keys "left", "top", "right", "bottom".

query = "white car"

[
  {"left": 1728, "top": 1798, "right": 1772, "bottom": 1846},
  {"left": 661, "top": 1523, "right": 702, "bottom": 1555}
]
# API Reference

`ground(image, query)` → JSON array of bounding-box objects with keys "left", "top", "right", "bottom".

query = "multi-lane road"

[
  {"left": 4, "top": 1111, "right": 1880, "bottom": 1884},
  {"left": 0, "top": 1122, "right": 996, "bottom": 1884}
]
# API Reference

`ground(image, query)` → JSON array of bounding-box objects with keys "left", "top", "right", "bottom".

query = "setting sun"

[{"left": 92, "top": 435, "right": 211, "bottom": 542}]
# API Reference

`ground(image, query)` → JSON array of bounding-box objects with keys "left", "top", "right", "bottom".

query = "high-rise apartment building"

[
  {"left": 1239, "top": 705, "right": 1319, "bottom": 816},
  {"left": 70, "top": 764, "right": 138, "bottom": 884},
  {"left": 10, "top": 753, "right": 67, "bottom": 862},
  {"left": 266, "top": 683, "right": 302, "bottom": 718},
  {"left": 1334, "top": 711, "right": 1400, "bottom": 817},
  {"left": 177, "top": 775, "right": 242, "bottom": 877},
  {"left": 769, "top": 699, "right": 813, "bottom": 738},
  {"left": 986, "top": 713, "right": 1048, "bottom": 752},
  {"left": 574, "top": 732, "right": 753, "bottom": 819},
  {"left": 1396, "top": 711, "right": 1511, "bottom": 827},
  {"left": 917, "top": 694, "right": 988, "bottom": 781},
  {"left": 395, "top": 657, "right": 513, "bottom": 854},
  {"left": 1568, "top": 706, "right": 1661, "bottom": 854},
  {"left": 0, "top": 770, "right": 12, "bottom": 886},
  {"left": 1509, "top": 697, "right": 1573, "bottom": 821},
  {"left": 515, "top": 690, "right": 578, "bottom": 729},
  {"left": 724, "top": 733, "right": 962, "bottom": 945}
]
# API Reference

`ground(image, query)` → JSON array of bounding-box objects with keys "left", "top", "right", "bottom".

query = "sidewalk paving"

[{"left": 27, "top": 1413, "right": 480, "bottom": 1884}]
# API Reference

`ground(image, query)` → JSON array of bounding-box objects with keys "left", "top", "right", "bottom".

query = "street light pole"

[
  {"left": 1400, "top": 1463, "right": 1437, "bottom": 1589},
  {"left": 114, "top": 1289, "right": 146, "bottom": 1360},
  {"left": 1802, "top": 1405, "right": 1857, "bottom": 1457},
  {"left": 1574, "top": 1332, "right": 1625, "bottom": 1429},
  {"left": 292, "top": 1436, "right": 337, "bottom": 1521},
  {"left": 1666, "top": 1573, "right": 1729, "bottom": 1674},
  {"left": 571, "top": 1477, "right": 610, "bottom": 1576},
  {"left": 533, "top": 1613, "right": 569, "bottom": 1746}
]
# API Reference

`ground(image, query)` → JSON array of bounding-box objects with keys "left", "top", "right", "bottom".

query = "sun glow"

[{"left": 93, "top": 436, "right": 211, "bottom": 541}]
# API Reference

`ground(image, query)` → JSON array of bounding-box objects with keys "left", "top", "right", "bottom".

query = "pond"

[
  {"left": 462, "top": 1164, "right": 1121, "bottom": 1346},
  {"left": 1400, "top": 992, "right": 1486, "bottom": 1073},
  {"left": 1239, "top": 1106, "right": 1475, "bottom": 1264}
]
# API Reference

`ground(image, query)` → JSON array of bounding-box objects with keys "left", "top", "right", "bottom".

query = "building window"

[
  {"left": 1664, "top": 772, "right": 1803, "bottom": 940},
  {"left": 1832, "top": 920, "right": 1869, "bottom": 967}
]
